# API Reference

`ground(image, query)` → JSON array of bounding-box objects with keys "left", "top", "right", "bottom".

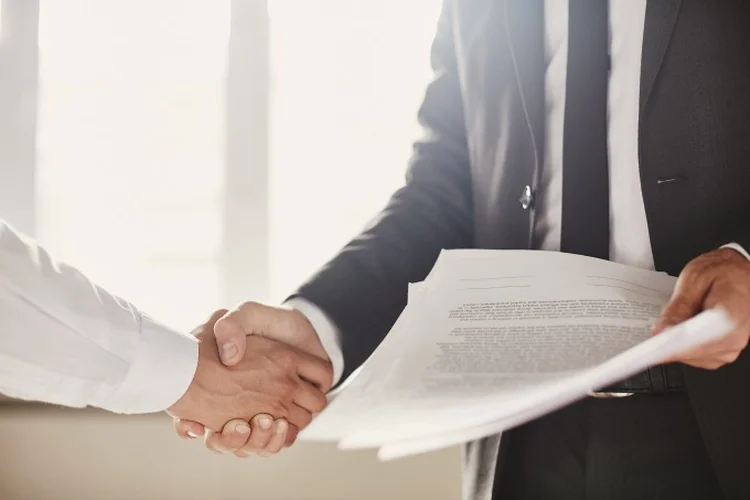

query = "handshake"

[{"left": 166, "top": 303, "right": 333, "bottom": 458}]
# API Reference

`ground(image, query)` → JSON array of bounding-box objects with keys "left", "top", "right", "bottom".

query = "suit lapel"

[{"left": 640, "top": 0, "right": 682, "bottom": 113}]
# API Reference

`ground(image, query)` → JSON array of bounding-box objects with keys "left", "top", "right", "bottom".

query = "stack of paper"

[{"left": 299, "top": 250, "right": 734, "bottom": 460}]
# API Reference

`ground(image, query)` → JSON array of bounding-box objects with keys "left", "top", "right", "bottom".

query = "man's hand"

[
  {"left": 213, "top": 302, "right": 328, "bottom": 366},
  {"left": 655, "top": 247, "right": 750, "bottom": 369},
  {"left": 173, "top": 303, "right": 330, "bottom": 457},
  {"left": 167, "top": 309, "right": 331, "bottom": 435}
]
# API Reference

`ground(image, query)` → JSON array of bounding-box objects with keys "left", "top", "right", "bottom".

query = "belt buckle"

[{"left": 588, "top": 390, "right": 634, "bottom": 398}]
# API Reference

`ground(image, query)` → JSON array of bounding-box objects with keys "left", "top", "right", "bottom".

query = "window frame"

[{"left": 221, "top": 0, "right": 271, "bottom": 306}]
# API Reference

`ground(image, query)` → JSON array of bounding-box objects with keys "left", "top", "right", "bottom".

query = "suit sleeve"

[{"left": 292, "top": 1, "right": 473, "bottom": 382}]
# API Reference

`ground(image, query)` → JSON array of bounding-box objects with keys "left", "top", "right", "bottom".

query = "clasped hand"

[
  {"left": 655, "top": 247, "right": 750, "bottom": 368},
  {"left": 167, "top": 307, "right": 332, "bottom": 457}
]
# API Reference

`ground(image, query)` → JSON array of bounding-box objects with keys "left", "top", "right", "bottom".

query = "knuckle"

[
  {"left": 236, "top": 300, "right": 260, "bottom": 312},
  {"left": 680, "top": 257, "right": 708, "bottom": 281},
  {"left": 668, "top": 301, "right": 694, "bottom": 318},
  {"left": 673, "top": 300, "right": 693, "bottom": 314},
  {"left": 223, "top": 302, "right": 259, "bottom": 327}
]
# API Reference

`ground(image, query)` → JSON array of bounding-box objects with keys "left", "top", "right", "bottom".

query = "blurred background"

[{"left": 0, "top": 0, "right": 461, "bottom": 498}]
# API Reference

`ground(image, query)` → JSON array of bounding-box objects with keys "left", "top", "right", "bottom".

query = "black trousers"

[{"left": 493, "top": 393, "right": 723, "bottom": 500}]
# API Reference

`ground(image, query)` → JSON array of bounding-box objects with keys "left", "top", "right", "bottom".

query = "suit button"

[{"left": 520, "top": 185, "right": 534, "bottom": 210}]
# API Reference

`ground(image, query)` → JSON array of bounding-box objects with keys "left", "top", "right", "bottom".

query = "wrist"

[
  {"left": 285, "top": 297, "right": 344, "bottom": 387},
  {"left": 289, "top": 308, "right": 330, "bottom": 363}
]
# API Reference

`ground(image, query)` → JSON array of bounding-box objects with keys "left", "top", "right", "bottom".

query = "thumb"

[
  {"left": 213, "top": 310, "right": 249, "bottom": 366},
  {"left": 653, "top": 275, "right": 706, "bottom": 335},
  {"left": 214, "top": 302, "right": 279, "bottom": 366}
]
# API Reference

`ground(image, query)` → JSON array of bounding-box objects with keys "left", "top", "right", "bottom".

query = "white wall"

[{"left": 0, "top": 405, "right": 461, "bottom": 500}]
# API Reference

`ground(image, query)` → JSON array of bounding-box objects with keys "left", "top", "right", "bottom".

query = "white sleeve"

[
  {"left": 0, "top": 221, "right": 198, "bottom": 414},
  {"left": 285, "top": 297, "right": 345, "bottom": 386},
  {"left": 722, "top": 242, "right": 750, "bottom": 262}
]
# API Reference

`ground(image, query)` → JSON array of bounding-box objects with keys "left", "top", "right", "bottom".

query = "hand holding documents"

[{"left": 299, "top": 250, "right": 735, "bottom": 460}]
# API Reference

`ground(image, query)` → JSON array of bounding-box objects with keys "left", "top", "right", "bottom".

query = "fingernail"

[
  {"left": 275, "top": 420, "right": 288, "bottom": 435},
  {"left": 234, "top": 423, "right": 251, "bottom": 435},
  {"left": 187, "top": 431, "right": 199, "bottom": 439},
  {"left": 221, "top": 343, "right": 238, "bottom": 363},
  {"left": 258, "top": 416, "right": 272, "bottom": 430}
]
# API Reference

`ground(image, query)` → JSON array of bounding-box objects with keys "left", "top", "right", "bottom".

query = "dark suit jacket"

[{"left": 295, "top": 1, "right": 750, "bottom": 498}]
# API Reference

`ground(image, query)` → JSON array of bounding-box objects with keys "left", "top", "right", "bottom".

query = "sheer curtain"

[{"left": 33, "top": 0, "right": 442, "bottom": 328}]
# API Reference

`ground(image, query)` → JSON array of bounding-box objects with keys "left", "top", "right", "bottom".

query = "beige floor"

[{"left": 0, "top": 404, "right": 461, "bottom": 500}]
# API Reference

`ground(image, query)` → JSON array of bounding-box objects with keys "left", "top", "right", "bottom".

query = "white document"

[
  {"left": 299, "top": 250, "right": 735, "bottom": 459},
  {"left": 377, "top": 306, "right": 730, "bottom": 460}
]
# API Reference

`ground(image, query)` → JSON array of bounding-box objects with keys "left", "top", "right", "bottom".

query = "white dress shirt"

[
  {"left": 0, "top": 220, "right": 198, "bottom": 414},
  {"left": 535, "top": 0, "right": 653, "bottom": 268},
  {"left": 289, "top": 0, "right": 750, "bottom": 386}
]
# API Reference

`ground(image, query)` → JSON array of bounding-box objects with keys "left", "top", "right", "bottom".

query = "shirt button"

[{"left": 520, "top": 185, "right": 534, "bottom": 210}]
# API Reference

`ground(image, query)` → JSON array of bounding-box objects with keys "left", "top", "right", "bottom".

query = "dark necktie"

[{"left": 560, "top": 0, "right": 610, "bottom": 259}]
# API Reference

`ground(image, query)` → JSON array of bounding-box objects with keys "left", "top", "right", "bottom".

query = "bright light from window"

[
  {"left": 36, "top": 1, "right": 230, "bottom": 330},
  {"left": 32, "top": 0, "right": 443, "bottom": 326},
  {"left": 267, "top": 0, "right": 443, "bottom": 301}
]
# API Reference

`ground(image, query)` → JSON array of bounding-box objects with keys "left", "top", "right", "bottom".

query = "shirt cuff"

[
  {"left": 285, "top": 297, "right": 345, "bottom": 386},
  {"left": 93, "top": 316, "right": 199, "bottom": 414},
  {"left": 721, "top": 242, "right": 750, "bottom": 262}
]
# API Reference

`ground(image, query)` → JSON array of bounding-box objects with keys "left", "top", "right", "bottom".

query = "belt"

[{"left": 589, "top": 363, "right": 685, "bottom": 398}]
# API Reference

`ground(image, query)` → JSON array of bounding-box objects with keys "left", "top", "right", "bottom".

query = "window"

[
  {"left": 14, "top": 0, "right": 442, "bottom": 330},
  {"left": 36, "top": 1, "right": 231, "bottom": 331},
  {"left": 267, "top": 0, "right": 442, "bottom": 300}
]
